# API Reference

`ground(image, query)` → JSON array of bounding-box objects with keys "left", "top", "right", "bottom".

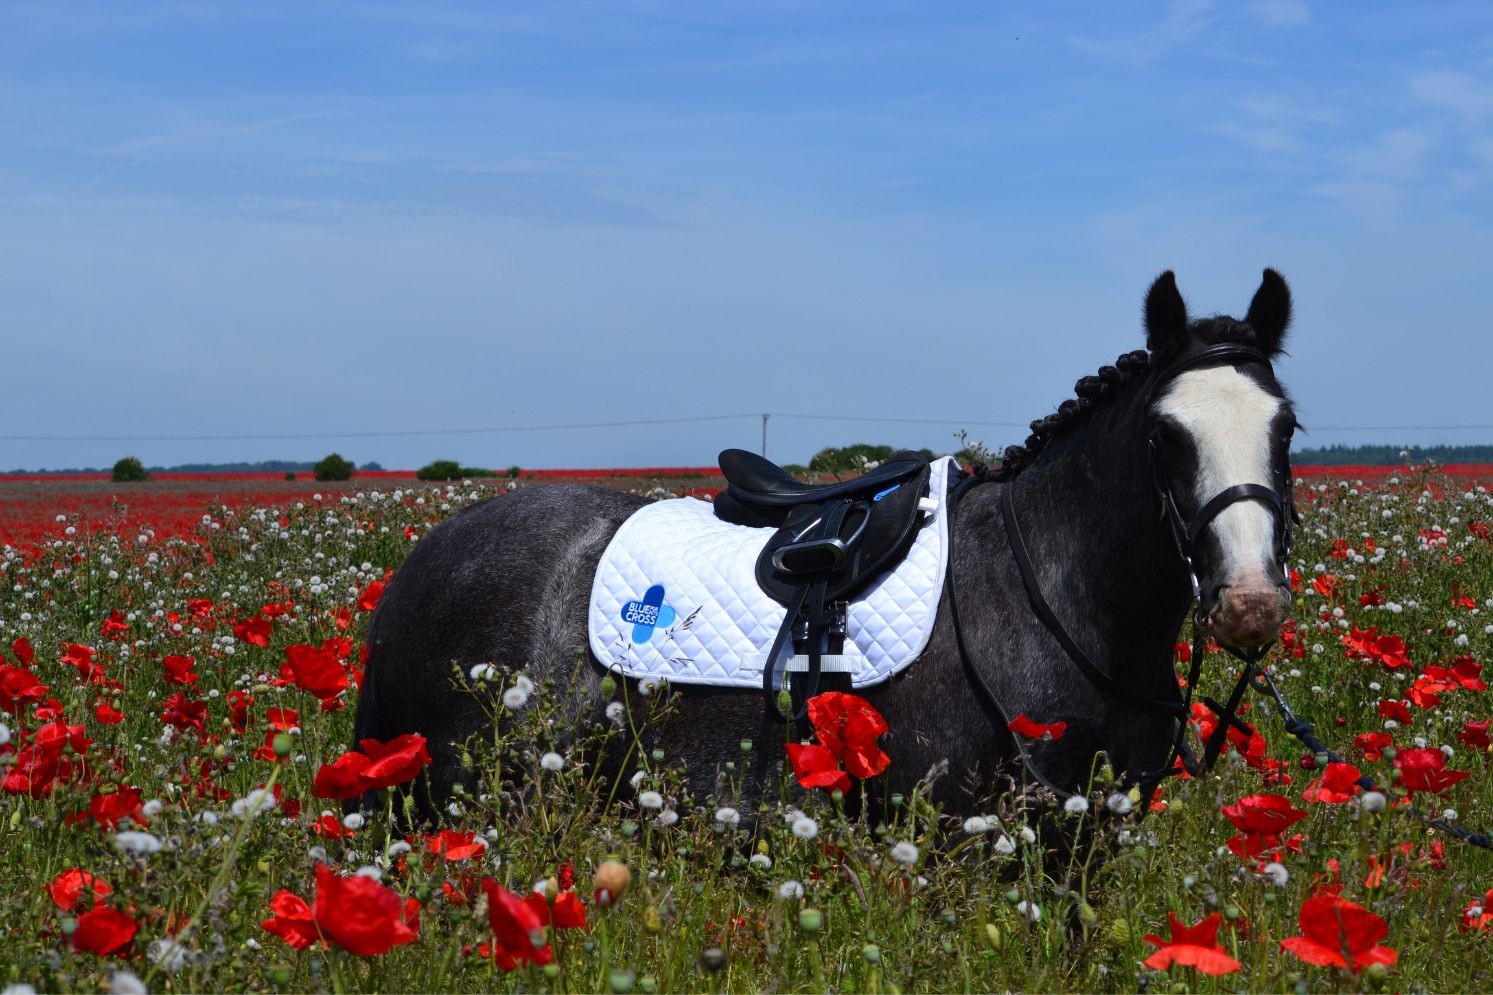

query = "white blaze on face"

[{"left": 1157, "top": 366, "right": 1284, "bottom": 584}]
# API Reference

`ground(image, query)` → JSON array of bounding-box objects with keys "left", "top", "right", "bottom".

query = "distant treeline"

[
  {"left": 1292, "top": 444, "right": 1493, "bottom": 466},
  {"left": 9, "top": 460, "right": 387, "bottom": 475}
]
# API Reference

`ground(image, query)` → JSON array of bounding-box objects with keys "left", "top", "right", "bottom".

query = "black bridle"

[{"left": 947, "top": 342, "right": 1299, "bottom": 800}]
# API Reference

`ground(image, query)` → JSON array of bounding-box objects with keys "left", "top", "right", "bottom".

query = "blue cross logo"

[{"left": 621, "top": 584, "right": 676, "bottom": 643}]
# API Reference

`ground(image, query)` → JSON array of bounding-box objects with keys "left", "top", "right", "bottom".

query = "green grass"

[{"left": 1, "top": 468, "right": 1491, "bottom": 992}]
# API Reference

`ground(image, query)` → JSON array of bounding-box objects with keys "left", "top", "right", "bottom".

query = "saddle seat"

[{"left": 714, "top": 448, "right": 932, "bottom": 527}]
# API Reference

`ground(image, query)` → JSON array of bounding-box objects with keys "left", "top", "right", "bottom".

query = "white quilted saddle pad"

[{"left": 588, "top": 457, "right": 956, "bottom": 689}]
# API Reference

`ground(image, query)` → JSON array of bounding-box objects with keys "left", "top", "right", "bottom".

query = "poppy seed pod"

[{"left": 593, "top": 860, "right": 631, "bottom": 906}]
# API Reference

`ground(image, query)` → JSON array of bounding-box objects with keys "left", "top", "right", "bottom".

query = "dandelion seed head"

[
  {"left": 890, "top": 841, "right": 919, "bottom": 866},
  {"left": 540, "top": 751, "right": 564, "bottom": 772},
  {"left": 792, "top": 815, "right": 819, "bottom": 840}
]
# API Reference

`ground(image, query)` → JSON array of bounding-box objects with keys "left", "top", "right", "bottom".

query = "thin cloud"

[
  {"left": 1410, "top": 70, "right": 1493, "bottom": 125},
  {"left": 1247, "top": 0, "right": 1310, "bottom": 27},
  {"left": 1067, "top": 0, "right": 1214, "bottom": 66}
]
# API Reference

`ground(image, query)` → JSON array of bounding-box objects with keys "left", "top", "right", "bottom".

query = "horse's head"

[{"left": 1142, "top": 269, "right": 1297, "bottom": 651}]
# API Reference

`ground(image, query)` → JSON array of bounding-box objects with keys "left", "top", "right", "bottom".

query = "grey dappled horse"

[{"left": 353, "top": 270, "right": 1298, "bottom": 820}]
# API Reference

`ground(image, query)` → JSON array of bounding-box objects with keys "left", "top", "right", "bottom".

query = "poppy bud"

[
  {"left": 863, "top": 943, "right": 881, "bottom": 963},
  {"left": 638, "top": 977, "right": 657, "bottom": 994},
  {"left": 797, "top": 908, "right": 823, "bottom": 934},
  {"left": 593, "top": 860, "right": 631, "bottom": 906},
  {"left": 984, "top": 923, "right": 1003, "bottom": 950},
  {"left": 609, "top": 970, "right": 635, "bottom": 993},
  {"left": 700, "top": 947, "right": 727, "bottom": 972},
  {"left": 600, "top": 675, "right": 616, "bottom": 697},
  {"left": 643, "top": 906, "right": 662, "bottom": 935}
]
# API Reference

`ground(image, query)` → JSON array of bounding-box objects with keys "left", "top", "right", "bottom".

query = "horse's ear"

[
  {"left": 1244, "top": 268, "right": 1292, "bottom": 356},
  {"left": 1144, "top": 270, "right": 1188, "bottom": 357}
]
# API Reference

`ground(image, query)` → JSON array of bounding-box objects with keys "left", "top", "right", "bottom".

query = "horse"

[{"left": 352, "top": 269, "right": 1299, "bottom": 821}]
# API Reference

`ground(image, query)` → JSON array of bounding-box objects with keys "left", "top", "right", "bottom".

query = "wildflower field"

[{"left": 2, "top": 464, "right": 1492, "bottom": 994}]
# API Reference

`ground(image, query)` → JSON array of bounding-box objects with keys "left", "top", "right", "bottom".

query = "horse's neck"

[{"left": 1011, "top": 427, "right": 1190, "bottom": 689}]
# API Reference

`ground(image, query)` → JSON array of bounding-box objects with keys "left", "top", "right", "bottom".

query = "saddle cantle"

[
  {"left": 714, "top": 448, "right": 932, "bottom": 526},
  {"left": 712, "top": 449, "right": 936, "bottom": 719}
]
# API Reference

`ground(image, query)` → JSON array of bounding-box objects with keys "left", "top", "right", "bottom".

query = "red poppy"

[
  {"left": 312, "top": 863, "right": 418, "bottom": 956},
  {"left": 266, "top": 707, "right": 300, "bottom": 731},
  {"left": 357, "top": 734, "right": 432, "bottom": 789},
  {"left": 806, "top": 692, "right": 890, "bottom": 779},
  {"left": 234, "top": 615, "right": 273, "bottom": 648},
  {"left": 34, "top": 718, "right": 92, "bottom": 757},
  {"left": 1008, "top": 714, "right": 1068, "bottom": 741},
  {"left": 89, "top": 785, "right": 145, "bottom": 829},
  {"left": 283, "top": 644, "right": 350, "bottom": 701},
  {"left": 63, "top": 643, "right": 105, "bottom": 682},
  {"left": 312, "top": 814, "right": 354, "bottom": 839},
  {"left": 427, "top": 830, "right": 486, "bottom": 862},
  {"left": 94, "top": 702, "right": 124, "bottom": 725},
  {"left": 1302, "top": 762, "right": 1363, "bottom": 804},
  {"left": 784, "top": 742, "right": 851, "bottom": 794},
  {"left": 71, "top": 906, "right": 138, "bottom": 957},
  {"left": 227, "top": 690, "right": 253, "bottom": 734},
  {"left": 1280, "top": 895, "right": 1397, "bottom": 972},
  {"left": 1220, "top": 794, "right": 1308, "bottom": 835},
  {"left": 0, "top": 665, "right": 48, "bottom": 713},
  {"left": 1378, "top": 699, "right": 1413, "bottom": 724},
  {"left": 100, "top": 609, "right": 130, "bottom": 639},
  {"left": 11, "top": 637, "right": 35, "bottom": 666},
  {"left": 1355, "top": 731, "right": 1393, "bottom": 760},
  {"left": 47, "top": 868, "right": 112, "bottom": 911},
  {"left": 160, "top": 693, "right": 208, "bottom": 735},
  {"left": 261, "top": 890, "right": 321, "bottom": 951},
  {"left": 313, "top": 751, "right": 373, "bottom": 800},
  {"left": 162, "top": 654, "right": 198, "bottom": 685},
  {"left": 1393, "top": 747, "right": 1470, "bottom": 795},
  {"left": 1143, "top": 913, "right": 1241, "bottom": 975},
  {"left": 357, "top": 580, "right": 386, "bottom": 612},
  {"left": 521, "top": 888, "right": 588, "bottom": 930},
  {"left": 1456, "top": 719, "right": 1491, "bottom": 751},
  {"left": 1461, "top": 888, "right": 1493, "bottom": 933},
  {"left": 480, "top": 879, "right": 553, "bottom": 969}
]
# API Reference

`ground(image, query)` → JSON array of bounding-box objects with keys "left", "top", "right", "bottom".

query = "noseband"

[{"left": 1146, "top": 343, "right": 1300, "bottom": 606}]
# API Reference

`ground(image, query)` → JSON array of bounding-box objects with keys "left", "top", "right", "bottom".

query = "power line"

[{"left": 1, "top": 414, "right": 1489, "bottom": 444}]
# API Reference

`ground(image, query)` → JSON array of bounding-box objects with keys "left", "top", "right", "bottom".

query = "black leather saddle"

[{"left": 712, "top": 448, "right": 934, "bottom": 719}]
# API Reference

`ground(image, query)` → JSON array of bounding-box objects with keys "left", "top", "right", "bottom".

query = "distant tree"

[
  {"left": 807, "top": 444, "right": 936, "bottom": 475},
  {"left": 313, "top": 453, "right": 355, "bottom": 481},
  {"left": 111, "top": 456, "right": 151, "bottom": 482},
  {"left": 417, "top": 459, "right": 463, "bottom": 481},
  {"left": 417, "top": 459, "right": 496, "bottom": 480},
  {"left": 284, "top": 471, "right": 297, "bottom": 481},
  {"left": 360, "top": 461, "right": 385, "bottom": 471}
]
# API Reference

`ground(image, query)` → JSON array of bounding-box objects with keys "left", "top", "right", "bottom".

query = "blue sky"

[{"left": 2, "top": 1, "right": 1491, "bottom": 469}]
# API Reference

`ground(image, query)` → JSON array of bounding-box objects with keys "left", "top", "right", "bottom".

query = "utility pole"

[{"left": 761, "top": 413, "right": 769, "bottom": 457}]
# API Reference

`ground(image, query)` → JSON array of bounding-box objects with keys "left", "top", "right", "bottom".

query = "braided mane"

[{"left": 992, "top": 349, "right": 1152, "bottom": 482}]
